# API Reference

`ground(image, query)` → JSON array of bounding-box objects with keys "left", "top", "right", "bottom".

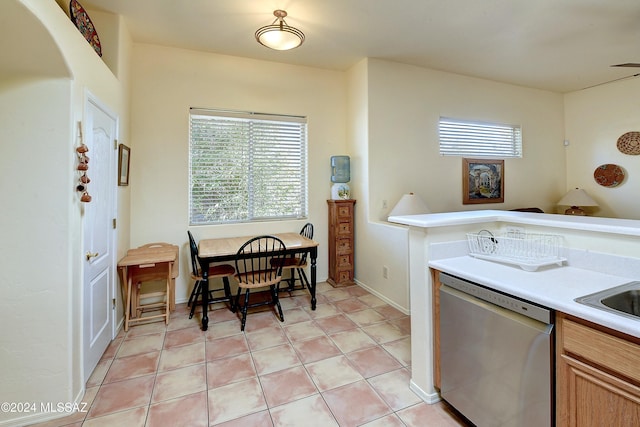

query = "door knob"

[{"left": 86, "top": 251, "right": 100, "bottom": 261}]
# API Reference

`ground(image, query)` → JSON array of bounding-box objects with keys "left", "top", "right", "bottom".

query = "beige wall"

[
  {"left": 128, "top": 44, "right": 347, "bottom": 303},
  {"left": 350, "top": 58, "right": 566, "bottom": 310},
  {"left": 368, "top": 59, "right": 567, "bottom": 218},
  {"left": 564, "top": 77, "right": 640, "bottom": 219}
]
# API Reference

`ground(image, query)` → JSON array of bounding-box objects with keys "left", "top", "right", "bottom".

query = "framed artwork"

[
  {"left": 118, "top": 144, "right": 130, "bottom": 186},
  {"left": 463, "top": 158, "right": 504, "bottom": 204}
]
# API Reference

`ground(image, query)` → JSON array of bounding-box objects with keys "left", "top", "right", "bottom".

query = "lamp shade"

[
  {"left": 388, "top": 193, "right": 431, "bottom": 217},
  {"left": 557, "top": 188, "right": 598, "bottom": 207},
  {"left": 557, "top": 188, "right": 598, "bottom": 215}
]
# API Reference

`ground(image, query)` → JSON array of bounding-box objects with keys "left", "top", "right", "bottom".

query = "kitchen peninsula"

[{"left": 387, "top": 209, "right": 640, "bottom": 409}]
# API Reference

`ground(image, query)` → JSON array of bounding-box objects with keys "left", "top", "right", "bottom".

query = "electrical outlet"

[
  {"left": 383, "top": 266, "right": 388, "bottom": 279},
  {"left": 382, "top": 200, "right": 388, "bottom": 209}
]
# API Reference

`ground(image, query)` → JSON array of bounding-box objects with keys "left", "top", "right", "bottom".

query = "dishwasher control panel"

[{"left": 439, "top": 272, "right": 553, "bottom": 324}]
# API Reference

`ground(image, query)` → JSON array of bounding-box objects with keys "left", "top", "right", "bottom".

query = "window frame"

[
  {"left": 439, "top": 117, "right": 523, "bottom": 158},
  {"left": 189, "top": 108, "right": 308, "bottom": 225}
]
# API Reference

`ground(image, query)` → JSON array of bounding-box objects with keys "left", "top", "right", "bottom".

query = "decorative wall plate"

[
  {"left": 593, "top": 164, "right": 625, "bottom": 187},
  {"left": 69, "top": 0, "right": 102, "bottom": 57},
  {"left": 616, "top": 131, "right": 640, "bottom": 155}
]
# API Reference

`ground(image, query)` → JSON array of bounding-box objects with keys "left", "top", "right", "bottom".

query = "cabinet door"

[{"left": 560, "top": 354, "right": 640, "bottom": 427}]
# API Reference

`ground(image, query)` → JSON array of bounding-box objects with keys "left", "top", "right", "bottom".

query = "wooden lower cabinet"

[
  {"left": 327, "top": 199, "right": 355, "bottom": 287},
  {"left": 556, "top": 313, "right": 640, "bottom": 426}
]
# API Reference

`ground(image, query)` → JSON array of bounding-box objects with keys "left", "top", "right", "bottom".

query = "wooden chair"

[
  {"left": 272, "top": 223, "right": 314, "bottom": 293},
  {"left": 125, "top": 261, "right": 171, "bottom": 331},
  {"left": 133, "top": 242, "right": 178, "bottom": 313},
  {"left": 235, "top": 235, "right": 287, "bottom": 331},
  {"left": 187, "top": 231, "right": 236, "bottom": 319}
]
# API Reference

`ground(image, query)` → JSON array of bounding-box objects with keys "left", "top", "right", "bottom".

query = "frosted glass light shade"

[
  {"left": 388, "top": 193, "right": 431, "bottom": 217},
  {"left": 256, "top": 28, "right": 304, "bottom": 50},
  {"left": 255, "top": 10, "right": 305, "bottom": 51}
]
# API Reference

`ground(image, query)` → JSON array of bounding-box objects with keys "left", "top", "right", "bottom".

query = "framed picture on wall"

[
  {"left": 118, "top": 144, "right": 130, "bottom": 186},
  {"left": 462, "top": 158, "right": 504, "bottom": 204}
]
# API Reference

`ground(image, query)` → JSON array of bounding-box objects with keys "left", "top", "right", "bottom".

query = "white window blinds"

[
  {"left": 439, "top": 117, "right": 522, "bottom": 158},
  {"left": 189, "top": 108, "right": 308, "bottom": 224}
]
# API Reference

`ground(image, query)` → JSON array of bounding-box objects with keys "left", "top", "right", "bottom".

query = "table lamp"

[
  {"left": 557, "top": 188, "right": 598, "bottom": 215},
  {"left": 388, "top": 193, "right": 431, "bottom": 218}
]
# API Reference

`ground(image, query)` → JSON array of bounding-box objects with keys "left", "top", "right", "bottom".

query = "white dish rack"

[{"left": 467, "top": 230, "right": 566, "bottom": 271}]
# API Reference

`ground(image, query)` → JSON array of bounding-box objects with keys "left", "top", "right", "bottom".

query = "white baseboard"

[
  {"left": 409, "top": 379, "right": 441, "bottom": 404},
  {"left": 354, "top": 279, "right": 410, "bottom": 315}
]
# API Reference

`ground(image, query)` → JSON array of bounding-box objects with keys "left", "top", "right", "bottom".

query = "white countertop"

[
  {"left": 392, "top": 209, "right": 640, "bottom": 337},
  {"left": 429, "top": 255, "right": 640, "bottom": 338},
  {"left": 389, "top": 209, "right": 640, "bottom": 236}
]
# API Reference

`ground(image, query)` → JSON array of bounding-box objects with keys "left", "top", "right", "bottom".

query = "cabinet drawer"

[
  {"left": 561, "top": 318, "right": 640, "bottom": 384},
  {"left": 336, "top": 269, "right": 353, "bottom": 282},
  {"left": 337, "top": 205, "right": 353, "bottom": 218},
  {"left": 336, "top": 238, "right": 352, "bottom": 254},
  {"left": 337, "top": 254, "right": 353, "bottom": 267},
  {"left": 337, "top": 221, "right": 352, "bottom": 235}
]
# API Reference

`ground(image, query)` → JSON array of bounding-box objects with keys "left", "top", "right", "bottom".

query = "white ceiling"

[{"left": 81, "top": 0, "right": 640, "bottom": 93}]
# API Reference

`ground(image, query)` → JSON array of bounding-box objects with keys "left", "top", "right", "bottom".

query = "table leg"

[
  {"left": 125, "top": 274, "right": 132, "bottom": 332},
  {"left": 200, "top": 259, "right": 209, "bottom": 331},
  {"left": 118, "top": 266, "right": 128, "bottom": 315},
  {"left": 310, "top": 250, "right": 317, "bottom": 310}
]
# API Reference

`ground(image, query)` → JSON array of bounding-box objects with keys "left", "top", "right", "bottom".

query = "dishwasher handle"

[
  {"left": 440, "top": 284, "right": 554, "bottom": 335},
  {"left": 439, "top": 272, "right": 554, "bottom": 325}
]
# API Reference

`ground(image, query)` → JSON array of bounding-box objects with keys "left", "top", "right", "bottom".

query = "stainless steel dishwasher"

[{"left": 439, "top": 272, "right": 554, "bottom": 427}]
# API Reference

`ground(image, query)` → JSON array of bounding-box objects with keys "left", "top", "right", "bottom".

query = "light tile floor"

[{"left": 31, "top": 282, "right": 470, "bottom": 427}]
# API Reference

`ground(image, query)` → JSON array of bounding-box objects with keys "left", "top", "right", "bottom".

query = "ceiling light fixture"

[{"left": 255, "top": 10, "right": 305, "bottom": 51}]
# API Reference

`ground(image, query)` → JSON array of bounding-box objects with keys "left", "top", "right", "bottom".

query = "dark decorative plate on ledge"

[
  {"left": 69, "top": 0, "right": 102, "bottom": 57},
  {"left": 594, "top": 163, "right": 625, "bottom": 187}
]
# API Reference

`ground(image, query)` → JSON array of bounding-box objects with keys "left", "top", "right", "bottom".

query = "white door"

[{"left": 83, "top": 95, "right": 118, "bottom": 381}]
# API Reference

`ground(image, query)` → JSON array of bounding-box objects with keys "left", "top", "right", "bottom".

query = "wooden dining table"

[{"left": 197, "top": 232, "right": 319, "bottom": 331}]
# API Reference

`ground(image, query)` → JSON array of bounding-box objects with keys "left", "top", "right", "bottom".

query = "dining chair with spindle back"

[
  {"left": 187, "top": 231, "right": 236, "bottom": 319},
  {"left": 271, "top": 223, "right": 314, "bottom": 293},
  {"left": 234, "top": 235, "right": 287, "bottom": 331}
]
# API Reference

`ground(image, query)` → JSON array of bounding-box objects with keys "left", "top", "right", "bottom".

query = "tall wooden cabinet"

[{"left": 327, "top": 199, "right": 356, "bottom": 287}]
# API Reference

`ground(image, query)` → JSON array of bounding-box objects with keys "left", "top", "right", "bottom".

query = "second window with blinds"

[
  {"left": 439, "top": 117, "right": 522, "bottom": 158},
  {"left": 189, "top": 108, "right": 308, "bottom": 225}
]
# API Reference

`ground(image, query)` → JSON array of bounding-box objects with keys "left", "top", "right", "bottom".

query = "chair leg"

[
  {"left": 188, "top": 279, "right": 201, "bottom": 308},
  {"left": 223, "top": 276, "right": 235, "bottom": 312},
  {"left": 277, "top": 269, "right": 296, "bottom": 293},
  {"left": 297, "top": 268, "right": 310, "bottom": 291},
  {"left": 240, "top": 289, "right": 250, "bottom": 331},
  {"left": 286, "top": 270, "right": 295, "bottom": 292},
  {"left": 189, "top": 280, "right": 202, "bottom": 319},
  {"left": 272, "top": 284, "right": 284, "bottom": 322}
]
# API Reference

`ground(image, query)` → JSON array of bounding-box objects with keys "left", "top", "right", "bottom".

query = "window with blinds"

[
  {"left": 189, "top": 108, "right": 308, "bottom": 224},
  {"left": 439, "top": 117, "right": 522, "bottom": 158}
]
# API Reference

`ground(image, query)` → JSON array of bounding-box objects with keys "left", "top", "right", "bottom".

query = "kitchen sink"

[{"left": 575, "top": 281, "right": 640, "bottom": 320}]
